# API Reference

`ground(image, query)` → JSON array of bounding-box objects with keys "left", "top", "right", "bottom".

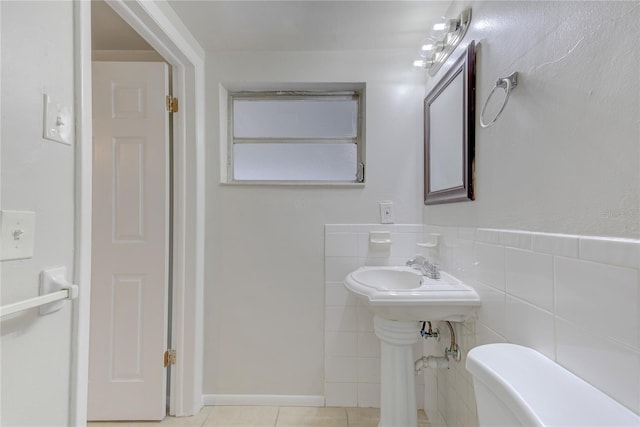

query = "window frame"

[{"left": 226, "top": 90, "right": 365, "bottom": 185}]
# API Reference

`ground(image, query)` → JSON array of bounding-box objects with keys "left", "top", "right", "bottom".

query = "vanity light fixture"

[{"left": 413, "top": 8, "right": 472, "bottom": 76}]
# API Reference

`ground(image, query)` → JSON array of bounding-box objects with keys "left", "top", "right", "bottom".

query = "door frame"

[{"left": 71, "top": 1, "right": 205, "bottom": 423}]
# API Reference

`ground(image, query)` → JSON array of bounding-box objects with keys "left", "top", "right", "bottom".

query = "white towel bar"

[
  {"left": 0, "top": 289, "right": 71, "bottom": 318},
  {"left": 0, "top": 266, "right": 78, "bottom": 318}
]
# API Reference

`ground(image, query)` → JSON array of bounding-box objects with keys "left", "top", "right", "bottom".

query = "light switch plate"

[
  {"left": 43, "top": 94, "right": 73, "bottom": 145},
  {"left": 0, "top": 210, "right": 36, "bottom": 261}
]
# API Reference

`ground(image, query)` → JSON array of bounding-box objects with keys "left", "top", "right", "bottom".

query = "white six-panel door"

[{"left": 88, "top": 61, "right": 169, "bottom": 421}]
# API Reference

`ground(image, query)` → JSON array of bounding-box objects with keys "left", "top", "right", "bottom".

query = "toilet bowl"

[{"left": 466, "top": 343, "right": 640, "bottom": 426}]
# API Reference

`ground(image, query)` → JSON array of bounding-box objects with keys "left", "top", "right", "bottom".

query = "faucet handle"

[
  {"left": 430, "top": 263, "right": 441, "bottom": 279},
  {"left": 406, "top": 255, "right": 425, "bottom": 265}
]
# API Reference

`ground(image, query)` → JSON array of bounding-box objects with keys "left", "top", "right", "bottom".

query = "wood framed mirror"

[{"left": 424, "top": 41, "right": 476, "bottom": 205}]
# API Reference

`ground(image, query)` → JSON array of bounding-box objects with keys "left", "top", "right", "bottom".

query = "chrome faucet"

[{"left": 406, "top": 255, "right": 440, "bottom": 280}]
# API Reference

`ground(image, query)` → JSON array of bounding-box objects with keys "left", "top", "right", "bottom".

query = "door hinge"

[
  {"left": 166, "top": 96, "right": 179, "bottom": 113},
  {"left": 164, "top": 349, "right": 176, "bottom": 367}
]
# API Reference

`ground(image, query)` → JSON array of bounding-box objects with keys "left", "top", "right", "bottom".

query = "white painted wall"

[
  {"left": 204, "top": 50, "right": 425, "bottom": 397},
  {"left": 423, "top": 1, "right": 639, "bottom": 239},
  {"left": 420, "top": 1, "right": 640, "bottom": 425},
  {"left": 1, "top": 1, "right": 75, "bottom": 425}
]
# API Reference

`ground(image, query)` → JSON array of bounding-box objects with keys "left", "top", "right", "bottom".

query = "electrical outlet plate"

[
  {"left": 379, "top": 202, "right": 394, "bottom": 224},
  {"left": 43, "top": 94, "right": 73, "bottom": 145},
  {"left": 0, "top": 210, "right": 36, "bottom": 261}
]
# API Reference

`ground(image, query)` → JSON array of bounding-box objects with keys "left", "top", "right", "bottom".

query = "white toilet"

[{"left": 466, "top": 343, "right": 640, "bottom": 427}]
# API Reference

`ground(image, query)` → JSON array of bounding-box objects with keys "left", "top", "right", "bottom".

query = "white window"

[{"left": 227, "top": 90, "right": 364, "bottom": 184}]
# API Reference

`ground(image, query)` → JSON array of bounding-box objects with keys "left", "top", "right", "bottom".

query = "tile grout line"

[{"left": 199, "top": 406, "right": 209, "bottom": 427}]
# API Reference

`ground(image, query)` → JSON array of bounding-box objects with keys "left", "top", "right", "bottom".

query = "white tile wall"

[
  {"left": 423, "top": 225, "right": 640, "bottom": 426},
  {"left": 505, "top": 249, "right": 554, "bottom": 312},
  {"left": 504, "top": 296, "right": 555, "bottom": 359},
  {"left": 325, "top": 224, "right": 640, "bottom": 421},
  {"left": 473, "top": 281, "right": 506, "bottom": 337},
  {"left": 531, "top": 232, "right": 579, "bottom": 258},
  {"left": 555, "top": 257, "right": 639, "bottom": 348},
  {"left": 474, "top": 242, "right": 505, "bottom": 291},
  {"left": 579, "top": 237, "right": 640, "bottom": 269},
  {"left": 324, "top": 224, "right": 426, "bottom": 409}
]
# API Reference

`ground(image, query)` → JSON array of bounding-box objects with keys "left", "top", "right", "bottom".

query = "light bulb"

[
  {"left": 432, "top": 22, "right": 447, "bottom": 32},
  {"left": 431, "top": 18, "right": 460, "bottom": 41},
  {"left": 413, "top": 59, "right": 434, "bottom": 69},
  {"left": 433, "top": 18, "right": 459, "bottom": 33},
  {"left": 420, "top": 40, "right": 445, "bottom": 56}
]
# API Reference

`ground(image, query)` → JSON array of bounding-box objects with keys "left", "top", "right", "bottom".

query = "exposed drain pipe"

[{"left": 415, "top": 355, "right": 449, "bottom": 374}]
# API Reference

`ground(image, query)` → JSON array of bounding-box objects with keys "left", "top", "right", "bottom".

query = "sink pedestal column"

[{"left": 374, "top": 316, "right": 420, "bottom": 427}]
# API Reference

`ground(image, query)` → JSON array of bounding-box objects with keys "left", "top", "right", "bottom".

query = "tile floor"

[{"left": 89, "top": 406, "right": 431, "bottom": 427}]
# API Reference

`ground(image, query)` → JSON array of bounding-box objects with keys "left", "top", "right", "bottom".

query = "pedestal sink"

[{"left": 344, "top": 266, "right": 480, "bottom": 427}]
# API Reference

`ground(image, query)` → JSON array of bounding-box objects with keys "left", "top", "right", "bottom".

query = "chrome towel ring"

[{"left": 480, "top": 72, "right": 518, "bottom": 128}]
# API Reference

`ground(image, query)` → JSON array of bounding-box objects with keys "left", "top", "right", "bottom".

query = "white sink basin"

[
  {"left": 344, "top": 266, "right": 480, "bottom": 321},
  {"left": 349, "top": 268, "right": 424, "bottom": 290}
]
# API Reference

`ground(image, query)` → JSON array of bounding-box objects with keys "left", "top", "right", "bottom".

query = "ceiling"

[
  {"left": 92, "top": 0, "right": 451, "bottom": 53},
  {"left": 92, "top": 0, "right": 153, "bottom": 50}
]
